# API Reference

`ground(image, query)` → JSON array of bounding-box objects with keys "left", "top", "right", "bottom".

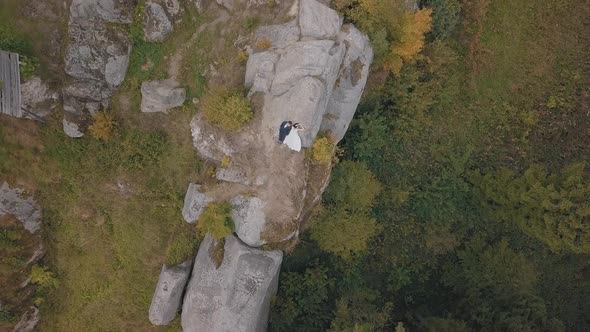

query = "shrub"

[
  {"left": 197, "top": 202, "right": 234, "bottom": 240},
  {"left": 202, "top": 90, "right": 253, "bottom": 131},
  {"left": 31, "top": 265, "right": 59, "bottom": 291},
  {"left": 88, "top": 112, "right": 115, "bottom": 141},
  {"left": 311, "top": 208, "right": 381, "bottom": 260},
  {"left": 334, "top": 0, "right": 432, "bottom": 75},
  {"left": 324, "top": 161, "right": 382, "bottom": 212},
  {"left": 312, "top": 137, "right": 335, "bottom": 165}
]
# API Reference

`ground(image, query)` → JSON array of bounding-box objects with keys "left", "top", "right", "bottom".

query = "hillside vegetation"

[{"left": 270, "top": 0, "right": 590, "bottom": 331}]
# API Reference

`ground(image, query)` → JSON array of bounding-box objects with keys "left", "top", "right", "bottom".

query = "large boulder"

[
  {"left": 181, "top": 234, "right": 283, "bottom": 332},
  {"left": 299, "top": 0, "right": 342, "bottom": 40},
  {"left": 182, "top": 184, "right": 213, "bottom": 224},
  {"left": 144, "top": 2, "right": 173, "bottom": 42},
  {"left": 140, "top": 80, "right": 186, "bottom": 113},
  {"left": 230, "top": 196, "right": 267, "bottom": 247},
  {"left": 320, "top": 25, "right": 374, "bottom": 142},
  {"left": 0, "top": 182, "right": 42, "bottom": 234},
  {"left": 148, "top": 260, "right": 193, "bottom": 326}
]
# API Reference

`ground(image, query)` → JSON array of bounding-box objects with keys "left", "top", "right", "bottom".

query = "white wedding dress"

[{"left": 283, "top": 129, "right": 302, "bottom": 152}]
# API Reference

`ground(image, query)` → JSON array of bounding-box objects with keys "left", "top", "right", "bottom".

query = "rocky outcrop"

[
  {"left": 190, "top": 0, "right": 372, "bottom": 249},
  {"left": 181, "top": 234, "right": 283, "bottom": 332},
  {"left": 149, "top": 260, "right": 193, "bottom": 325},
  {"left": 20, "top": 76, "right": 59, "bottom": 120},
  {"left": 144, "top": 2, "right": 173, "bottom": 42},
  {"left": 0, "top": 182, "right": 42, "bottom": 234},
  {"left": 231, "top": 196, "right": 267, "bottom": 247},
  {"left": 182, "top": 184, "right": 213, "bottom": 223},
  {"left": 140, "top": 80, "right": 186, "bottom": 113},
  {"left": 62, "top": 0, "right": 132, "bottom": 137}
]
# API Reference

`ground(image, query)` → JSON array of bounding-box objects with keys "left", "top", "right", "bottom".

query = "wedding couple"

[{"left": 278, "top": 121, "right": 304, "bottom": 152}]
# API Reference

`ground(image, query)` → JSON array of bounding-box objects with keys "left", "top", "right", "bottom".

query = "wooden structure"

[{"left": 0, "top": 50, "right": 22, "bottom": 118}]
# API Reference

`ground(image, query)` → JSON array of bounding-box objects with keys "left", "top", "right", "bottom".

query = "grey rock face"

[
  {"left": 269, "top": 76, "right": 327, "bottom": 147},
  {"left": 69, "top": 0, "right": 133, "bottom": 23},
  {"left": 144, "top": 2, "right": 173, "bottom": 42},
  {"left": 270, "top": 40, "right": 345, "bottom": 96},
  {"left": 181, "top": 234, "right": 283, "bottom": 332},
  {"left": 65, "top": 21, "right": 131, "bottom": 86},
  {"left": 230, "top": 196, "right": 267, "bottom": 247},
  {"left": 182, "top": 184, "right": 213, "bottom": 224},
  {"left": 13, "top": 307, "right": 40, "bottom": 332},
  {"left": 320, "top": 25, "right": 374, "bottom": 142},
  {"left": 149, "top": 260, "right": 193, "bottom": 326},
  {"left": 20, "top": 76, "right": 59, "bottom": 120},
  {"left": 140, "top": 80, "right": 186, "bottom": 113},
  {"left": 63, "top": 0, "right": 132, "bottom": 137},
  {"left": 255, "top": 20, "right": 300, "bottom": 49},
  {"left": 299, "top": 0, "right": 342, "bottom": 40},
  {"left": 0, "top": 182, "right": 42, "bottom": 234}
]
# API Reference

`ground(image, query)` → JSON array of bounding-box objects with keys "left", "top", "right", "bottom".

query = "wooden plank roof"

[{"left": 0, "top": 50, "right": 22, "bottom": 118}]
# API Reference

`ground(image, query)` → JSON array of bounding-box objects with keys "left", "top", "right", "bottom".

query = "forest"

[{"left": 268, "top": 0, "right": 590, "bottom": 331}]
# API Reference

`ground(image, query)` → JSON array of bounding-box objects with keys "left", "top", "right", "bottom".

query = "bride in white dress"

[{"left": 283, "top": 123, "right": 304, "bottom": 152}]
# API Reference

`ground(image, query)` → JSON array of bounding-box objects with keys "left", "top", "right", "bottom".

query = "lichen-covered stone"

[
  {"left": 181, "top": 234, "right": 283, "bottom": 332},
  {"left": 140, "top": 80, "right": 186, "bottom": 113},
  {"left": 0, "top": 182, "right": 42, "bottom": 234},
  {"left": 148, "top": 260, "right": 192, "bottom": 326}
]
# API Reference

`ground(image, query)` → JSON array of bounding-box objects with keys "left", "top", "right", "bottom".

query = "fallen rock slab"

[
  {"left": 181, "top": 234, "right": 283, "bottom": 332},
  {"left": 182, "top": 184, "right": 213, "bottom": 224},
  {"left": 149, "top": 260, "right": 193, "bottom": 326},
  {"left": 231, "top": 196, "right": 267, "bottom": 247},
  {"left": 141, "top": 80, "right": 186, "bottom": 113}
]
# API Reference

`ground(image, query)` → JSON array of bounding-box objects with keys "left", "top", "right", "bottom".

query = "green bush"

[
  {"left": 324, "top": 161, "right": 382, "bottom": 212},
  {"left": 31, "top": 265, "right": 59, "bottom": 291},
  {"left": 423, "top": 0, "right": 461, "bottom": 39},
  {"left": 310, "top": 208, "right": 381, "bottom": 260},
  {"left": 202, "top": 90, "right": 253, "bottom": 131},
  {"left": 197, "top": 202, "right": 234, "bottom": 240}
]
